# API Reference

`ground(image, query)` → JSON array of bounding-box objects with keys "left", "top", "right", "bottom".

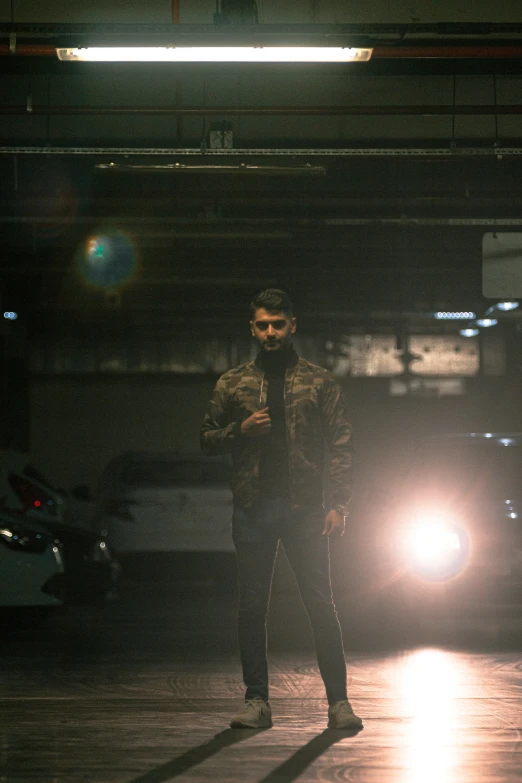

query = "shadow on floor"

[
  {"left": 127, "top": 726, "right": 362, "bottom": 783},
  {"left": 127, "top": 727, "right": 266, "bottom": 783},
  {"left": 257, "top": 727, "right": 363, "bottom": 783}
]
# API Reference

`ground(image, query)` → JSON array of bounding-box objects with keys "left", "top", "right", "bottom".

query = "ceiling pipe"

[
  {"left": 373, "top": 45, "right": 522, "bottom": 59},
  {"left": 2, "top": 145, "right": 522, "bottom": 157},
  {"left": 0, "top": 43, "right": 56, "bottom": 56},
  {"left": 0, "top": 104, "right": 520, "bottom": 115},
  {"left": 171, "top": 0, "right": 183, "bottom": 145}
]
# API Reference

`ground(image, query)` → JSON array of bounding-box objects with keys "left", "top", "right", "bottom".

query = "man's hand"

[
  {"left": 240, "top": 407, "right": 272, "bottom": 438},
  {"left": 322, "top": 508, "right": 346, "bottom": 537}
]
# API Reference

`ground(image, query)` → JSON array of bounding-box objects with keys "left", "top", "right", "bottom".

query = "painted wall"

[
  {"left": 29, "top": 371, "right": 510, "bottom": 498},
  {"left": 30, "top": 375, "right": 214, "bottom": 492}
]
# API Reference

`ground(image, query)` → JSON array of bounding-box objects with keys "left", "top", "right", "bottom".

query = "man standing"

[{"left": 200, "top": 289, "right": 362, "bottom": 731}]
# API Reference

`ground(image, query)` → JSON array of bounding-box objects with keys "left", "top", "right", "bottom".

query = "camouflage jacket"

[{"left": 200, "top": 352, "right": 352, "bottom": 511}]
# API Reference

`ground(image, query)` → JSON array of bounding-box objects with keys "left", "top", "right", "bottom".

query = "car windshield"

[
  {"left": 121, "top": 460, "right": 229, "bottom": 488},
  {"left": 413, "top": 440, "right": 522, "bottom": 499}
]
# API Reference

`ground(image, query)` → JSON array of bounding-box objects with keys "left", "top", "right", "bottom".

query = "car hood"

[
  {"left": 1, "top": 509, "right": 99, "bottom": 543},
  {"left": 0, "top": 509, "right": 54, "bottom": 536}
]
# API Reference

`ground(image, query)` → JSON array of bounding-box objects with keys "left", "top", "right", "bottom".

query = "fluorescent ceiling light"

[
  {"left": 56, "top": 47, "right": 373, "bottom": 63},
  {"left": 484, "top": 301, "right": 519, "bottom": 315},
  {"left": 476, "top": 318, "right": 498, "bottom": 327},
  {"left": 434, "top": 311, "right": 476, "bottom": 320},
  {"left": 460, "top": 328, "right": 479, "bottom": 337},
  {"left": 95, "top": 162, "right": 326, "bottom": 176}
]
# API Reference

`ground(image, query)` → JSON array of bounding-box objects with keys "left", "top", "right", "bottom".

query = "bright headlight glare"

[
  {"left": 401, "top": 513, "right": 468, "bottom": 580},
  {"left": 405, "top": 520, "right": 461, "bottom": 563},
  {"left": 56, "top": 46, "right": 373, "bottom": 63}
]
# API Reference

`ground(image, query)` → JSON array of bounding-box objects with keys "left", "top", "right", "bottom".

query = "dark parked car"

[
  {"left": 0, "top": 508, "right": 64, "bottom": 607},
  {"left": 43, "top": 519, "right": 120, "bottom": 605},
  {"left": 0, "top": 452, "right": 119, "bottom": 605}
]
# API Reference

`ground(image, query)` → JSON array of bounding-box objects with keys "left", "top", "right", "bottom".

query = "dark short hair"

[{"left": 250, "top": 288, "right": 294, "bottom": 320}]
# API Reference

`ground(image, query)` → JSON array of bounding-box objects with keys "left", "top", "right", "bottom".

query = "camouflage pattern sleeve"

[
  {"left": 200, "top": 374, "right": 243, "bottom": 455},
  {"left": 320, "top": 374, "right": 353, "bottom": 508}
]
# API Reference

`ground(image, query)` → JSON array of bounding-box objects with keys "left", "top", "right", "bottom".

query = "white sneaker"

[
  {"left": 327, "top": 700, "right": 363, "bottom": 730},
  {"left": 230, "top": 698, "right": 273, "bottom": 728}
]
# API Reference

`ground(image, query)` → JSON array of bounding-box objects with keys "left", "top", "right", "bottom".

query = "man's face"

[{"left": 250, "top": 308, "right": 296, "bottom": 352}]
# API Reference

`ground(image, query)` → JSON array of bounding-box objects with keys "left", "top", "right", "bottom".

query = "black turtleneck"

[{"left": 257, "top": 345, "right": 297, "bottom": 500}]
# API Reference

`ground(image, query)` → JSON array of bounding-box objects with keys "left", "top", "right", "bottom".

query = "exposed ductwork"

[
  {"left": 4, "top": 22, "right": 522, "bottom": 59},
  {"left": 0, "top": 103, "right": 521, "bottom": 116}
]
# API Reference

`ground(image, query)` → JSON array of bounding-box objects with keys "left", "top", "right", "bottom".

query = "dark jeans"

[{"left": 233, "top": 496, "right": 348, "bottom": 705}]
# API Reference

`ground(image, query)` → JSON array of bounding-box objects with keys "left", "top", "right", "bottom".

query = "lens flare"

[{"left": 77, "top": 231, "right": 137, "bottom": 289}]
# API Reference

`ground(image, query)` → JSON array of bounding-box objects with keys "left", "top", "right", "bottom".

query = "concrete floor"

[{"left": 2, "top": 568, "right": 522, "bottom": 783}]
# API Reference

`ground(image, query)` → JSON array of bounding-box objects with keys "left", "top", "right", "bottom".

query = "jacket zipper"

[
  {"left": 256, "top": 372, "right": 265, "bottom": 485},
  {"left": 283, "top": 368, "right": 293, "bottom": 506}
]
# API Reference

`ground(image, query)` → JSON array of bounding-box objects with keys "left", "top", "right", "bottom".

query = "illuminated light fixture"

[
  {"left": 96, "top": 162, "right": 326, "bottom": 176},
  {"left": 476, "top": 318, "right": 498, "bottom": 327},
  {"left": 460, "top": 327, "right": 479, "bottom": 337},
  {"left": 434, "top": 311, "right": 476, "bottom": 320},
  {"left": 406, "top": 520, "right": 461, "bottom": 562},
  {"left": 484, "top": 301, "right": 519, "bottom": 316},
  {"left": 402, "top": 513, "right": 469, "bottom": 581},
  {"left": 3, "top": 311, "right": 18, "bottom": 320},
  {"left": 56, "top": 46, "right": 373, "bottom": 63}
]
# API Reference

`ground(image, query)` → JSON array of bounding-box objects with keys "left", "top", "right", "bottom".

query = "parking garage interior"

[{"left": 2, "top": 1, "right": 522, "bottom": 781}]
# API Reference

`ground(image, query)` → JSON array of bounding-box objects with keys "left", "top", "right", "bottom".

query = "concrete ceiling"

[{"left": 2, "top": 2, "right": 522, "bottom": 332}]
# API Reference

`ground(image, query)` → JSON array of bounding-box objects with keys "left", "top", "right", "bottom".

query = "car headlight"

[
  {"left": 401, "top": 512, "right": 469, "bottom": 581},
  {"left": 0, "top": 524, "right": 51, "bottom": 554}
]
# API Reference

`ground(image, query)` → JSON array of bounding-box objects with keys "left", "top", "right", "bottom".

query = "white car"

[
  {"left": 0, "top": 510, "right": 64, "bottom": 607},
  {"left": 95, "top": 452, "right": 234, "bottom": 555}
]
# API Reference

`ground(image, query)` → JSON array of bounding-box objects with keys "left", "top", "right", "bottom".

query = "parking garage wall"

[{"left": 29, "top": 370, "right": 521, "bottom": 509}]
